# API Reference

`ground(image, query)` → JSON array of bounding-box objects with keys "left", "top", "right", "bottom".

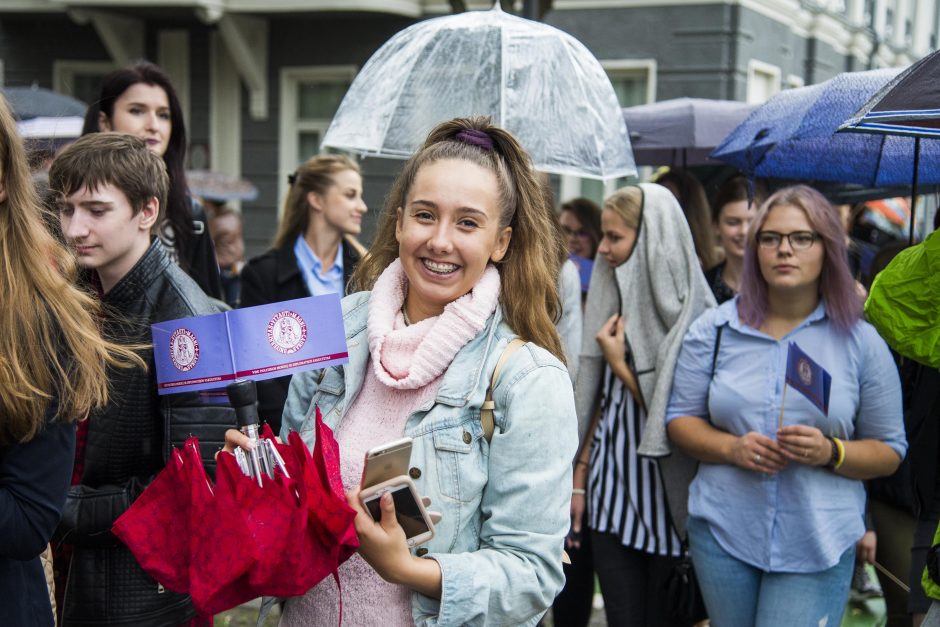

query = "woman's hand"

[
  {"left": 856, "top": 530, "right": 877, "bottom": 564},
  {"left": 568, "top": 490, "right": 586, "bottom": 550},
  {"left": 776, "top": 425, "right": 830, "bottom": 467},
  {"left": 728, "top": 432, "right": 789, "bottom": 474},
  {"left": 216, "top": 428, "right": 255, "bottom": 459},
  {"left": 596, "top": 314, "right": 626, "bottom": 368},
  {"left": 346, "top": 487, "right": 414, "bottom": 584}
]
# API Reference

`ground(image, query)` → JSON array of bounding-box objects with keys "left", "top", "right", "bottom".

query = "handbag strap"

[{"left": 480, "top": 338, "right": 526, "bottom": 443}]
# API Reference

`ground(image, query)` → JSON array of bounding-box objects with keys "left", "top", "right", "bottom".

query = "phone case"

[
  {"left": 361, "top": 437, "right": 413, "bottom": 488},
  {"left": 360, "top": 475, "right": 436, "bottom": 547}
]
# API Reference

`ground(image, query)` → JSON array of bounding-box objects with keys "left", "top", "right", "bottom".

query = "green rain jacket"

[{"left": 864, "top": 229, "right": 940, "bottom": 369}]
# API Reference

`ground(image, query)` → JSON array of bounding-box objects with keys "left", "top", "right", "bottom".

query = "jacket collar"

[{"left": 102, "top": 238, "right": 172, "bottom": 307}]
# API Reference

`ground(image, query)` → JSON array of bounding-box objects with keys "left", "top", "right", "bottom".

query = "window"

[
  {"left": 278, "top": 66, "right": 356, "bottom": 206},
  {"left": 747, "top": 60, "right": 781, "bottom": 104},
  {"left": 52, "top": 60, "right": 118, "bottom": 108}
]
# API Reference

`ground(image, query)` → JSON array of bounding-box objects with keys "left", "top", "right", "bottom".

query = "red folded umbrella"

[
  {"left": 186, "top": 439, "right": 256, "bottom": 614},
  {"left": 113, "top": 405, "right": 359, "bottom": 617},
  {"left": 112, "top": 448, "right": 191, "bottom": 593}
]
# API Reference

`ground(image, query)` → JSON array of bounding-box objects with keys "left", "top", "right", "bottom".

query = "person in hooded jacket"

[{"left": 570, "top": 184, "right": 715, "bottom": 626}]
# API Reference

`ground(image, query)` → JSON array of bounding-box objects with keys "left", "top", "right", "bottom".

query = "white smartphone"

[
  {"left": 360, "top": 476, "right": 435, "bottom": 548},
  {"left": 361, "top": 437, "right": 413, "bottom": 489}
]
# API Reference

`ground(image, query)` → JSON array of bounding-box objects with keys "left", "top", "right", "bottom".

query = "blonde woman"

[
  {"left": 572, "top": 185, "right": 715, "bottom": 626},
  {"left": 240, "top": 154, "right": 368, "bottom": 431}
]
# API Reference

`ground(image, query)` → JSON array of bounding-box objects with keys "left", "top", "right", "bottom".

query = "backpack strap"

[{"left": 480, "top": 338, "right": 526, "bottom": 443}]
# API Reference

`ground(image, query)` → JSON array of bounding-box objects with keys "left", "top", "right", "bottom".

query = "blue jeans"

[{"left": 687, "top": 516, "right": 854, "bottom": 627}]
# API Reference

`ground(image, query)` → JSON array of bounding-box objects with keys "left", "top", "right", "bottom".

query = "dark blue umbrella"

[
  {"left": 711, "top": 68, "right": 940, "bottom": 188},
  {"left": 621, "top": 98, "right": 758, "bottom": 166}
]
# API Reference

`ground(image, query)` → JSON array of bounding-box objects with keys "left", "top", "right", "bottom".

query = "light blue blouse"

[
  {"left": 294, "top": 235, "right": 344, "bottom": 296},
  {"left": 666, "top": 298, "right": 906, "bottom": 573}
]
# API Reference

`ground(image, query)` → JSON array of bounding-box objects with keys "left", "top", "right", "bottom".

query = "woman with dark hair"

[
  {"left": 705, "top": 175, "right": 756, "bottom": 303},
  {"left": 82, "top": 61, "right": 223, "bottom": 299},
  {"left": 666, "top": 185, "right": 906, "bottom": 625},
  {"left": 239, "top": 154, "right": 368, "bottom": 432},
  {"left": 559, "top": 197, "right": 602, "bottom": 297},
  {"left": 656, "top": 169, "right": 722, "bottom": 270}
]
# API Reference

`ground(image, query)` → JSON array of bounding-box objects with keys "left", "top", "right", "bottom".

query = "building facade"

[{"left": 1, "top": 0, "right": 935, "bottom": 254}]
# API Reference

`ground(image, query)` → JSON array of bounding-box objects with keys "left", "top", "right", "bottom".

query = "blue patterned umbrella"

[{"left": 711, "top": 68, "right": 940, "bottom": 188}]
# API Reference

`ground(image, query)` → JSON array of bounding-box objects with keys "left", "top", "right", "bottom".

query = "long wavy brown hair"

[
  {"left": 352, "top": 117, "right": 567, "bottom": 361},
  {"left": 0, "top": 95, "right": 141, "bottom": 445}
]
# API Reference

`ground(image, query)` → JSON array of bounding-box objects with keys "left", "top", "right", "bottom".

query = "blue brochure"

[{"left": 152, "top": 294, "right": 348, "bottom": 395}]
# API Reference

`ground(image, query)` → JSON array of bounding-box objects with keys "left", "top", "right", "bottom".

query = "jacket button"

[
  {"left": 462, "top": 430, "right": 472, "bottom": 444},
  {"left": 416, "top": 548, "right": 429, "bottom": 557},
  {"left": 409, "top": 467, "right": 421, "bottom": 479}
]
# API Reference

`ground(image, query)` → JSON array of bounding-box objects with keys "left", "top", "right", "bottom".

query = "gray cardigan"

[{"left": 573, "top": 182, "right": 715, "bottom": 535}]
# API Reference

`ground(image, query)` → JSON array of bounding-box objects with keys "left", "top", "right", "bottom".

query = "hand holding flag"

[{"left": 778, "top": 342, "right": 832, "bottom": 429}]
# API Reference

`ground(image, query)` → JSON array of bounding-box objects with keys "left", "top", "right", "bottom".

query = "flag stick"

[{"left": 778, "top": 384, "right": 788, "bottom": 430}]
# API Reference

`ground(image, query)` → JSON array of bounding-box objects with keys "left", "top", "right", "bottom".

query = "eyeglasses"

[
  {"left": 561, "top": 226, "right": 592, "bottom": 240},
  {"left": 756, "top": 230, "right": 820, "bottom": 251}
]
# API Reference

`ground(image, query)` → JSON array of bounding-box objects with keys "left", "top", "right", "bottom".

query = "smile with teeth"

[{"left": 422, "top": 258, "right": 459, "bottom": 274}]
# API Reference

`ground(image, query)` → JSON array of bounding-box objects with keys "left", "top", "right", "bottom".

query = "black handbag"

[{"left": 664, "top": 540, "right": 702, "bottom": 623}]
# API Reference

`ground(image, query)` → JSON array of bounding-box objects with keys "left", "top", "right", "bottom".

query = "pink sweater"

[{"left": 280, "top": 260, "right": 500, "bottom": 627}]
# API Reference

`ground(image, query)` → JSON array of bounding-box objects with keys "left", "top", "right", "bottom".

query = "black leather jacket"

[{"left": 59, "top": 239, "right": 235, "bottom": 627}]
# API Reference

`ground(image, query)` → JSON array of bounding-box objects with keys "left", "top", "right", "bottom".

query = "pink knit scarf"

[{"left": 367, "top": 259, "right": 501, "bottom": 390}]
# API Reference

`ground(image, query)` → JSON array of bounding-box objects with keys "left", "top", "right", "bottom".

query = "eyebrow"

[
  {"left": 73, "top": 200, "right": 114, "bottom": 209},
  {"left": 410, "top": 199, "right": 489, "bottom": 219},
  {"left": 125, "top": 101, "right": 170, "bottom": 111}
]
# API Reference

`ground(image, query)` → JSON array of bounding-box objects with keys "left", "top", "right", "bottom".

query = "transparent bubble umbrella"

[{"left": 321, "top": 3, "right": 636, "bottom": 181}]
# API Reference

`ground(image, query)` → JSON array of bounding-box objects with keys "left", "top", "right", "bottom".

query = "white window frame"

[
  {"left": 278, "top": 65, "right": 357, "bottom": 209},
  {"left": 52, "top": 60, "right": 118, "bottom": 103},
  {"left": 746, "top": 59, "right": 782, "bottom": 104},
  {"left": 785, "top": 73, "right": 806, "bottom": 89}
]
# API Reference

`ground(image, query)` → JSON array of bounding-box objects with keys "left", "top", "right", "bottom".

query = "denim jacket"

[{"left": 282, "top": 291, "right": 578, "bottom": 626}]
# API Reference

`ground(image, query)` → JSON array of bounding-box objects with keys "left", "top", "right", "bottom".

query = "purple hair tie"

[{"left": 455, "top": 129, "right": 495, "bottom": 151}]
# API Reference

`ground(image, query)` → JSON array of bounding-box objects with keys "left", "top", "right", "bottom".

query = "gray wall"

[{"left": 240, "top": 13, "right": 416, "bottom": 257}]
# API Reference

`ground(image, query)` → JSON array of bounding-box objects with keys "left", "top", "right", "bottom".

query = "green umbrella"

[{"left": 865, "top": 229, "right": 940, "bottom": 368}]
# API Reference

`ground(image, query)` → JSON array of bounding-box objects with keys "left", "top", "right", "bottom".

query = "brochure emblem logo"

[
  {"left": 169, "top": 328, "right": 200, "bottom": 372},
  {"left": 267, "top": 310, "right": 308, "bottom": 354},
  {"left": 797, "top": 358, "right": 813, "bottom": 386}
]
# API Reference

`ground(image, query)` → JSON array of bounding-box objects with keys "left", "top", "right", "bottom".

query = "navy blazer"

[{"left": 0, "top": 416, "right": 75, "bottom": 627}]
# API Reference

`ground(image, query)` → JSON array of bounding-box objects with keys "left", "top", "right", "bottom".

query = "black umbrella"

[
  {"left": 839, "top": 49, "right": 940, "bottom": 139},
  {"left": 2, "top": 86, "right": 87, "bottom": 120},
  {"left": 838, "top": 50, "right": 940, "bottom": 243}
]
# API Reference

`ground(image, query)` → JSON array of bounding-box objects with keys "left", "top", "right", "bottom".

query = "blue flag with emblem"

[{"left": 785, "top": 342, "right": 832, "bottom": 416}]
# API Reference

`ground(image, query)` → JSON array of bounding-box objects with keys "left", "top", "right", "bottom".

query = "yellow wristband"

[{"left": 832, "top": 437, "right": 845, "bottom": 469}]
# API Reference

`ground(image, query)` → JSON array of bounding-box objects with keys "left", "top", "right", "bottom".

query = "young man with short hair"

[{"left": 50, "top": 132, "right": 233, "bottom": 627}]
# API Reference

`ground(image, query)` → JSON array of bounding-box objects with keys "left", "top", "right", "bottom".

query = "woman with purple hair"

[{"left": 665, "top": 185, "right": 906, "bottom": 626}]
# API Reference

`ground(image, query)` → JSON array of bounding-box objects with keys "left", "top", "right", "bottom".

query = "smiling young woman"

[{"left": 225, "top": 117, "right": 577, "bottom": 626}]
